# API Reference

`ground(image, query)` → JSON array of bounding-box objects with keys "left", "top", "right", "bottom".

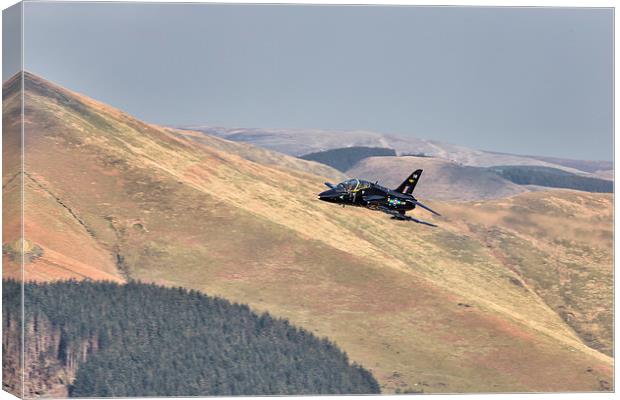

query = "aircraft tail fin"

[{"left": 395, "top": 169, "right": 422, "bottom": 195}]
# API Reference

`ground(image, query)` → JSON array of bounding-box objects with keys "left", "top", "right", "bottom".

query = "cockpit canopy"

[{"left": 336, "top": 178, "right": 371, "bottom": 192}]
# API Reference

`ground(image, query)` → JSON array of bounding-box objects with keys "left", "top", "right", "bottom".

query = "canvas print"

[{"left": 2, "top": 2, "right": 614, "bottom": 397}]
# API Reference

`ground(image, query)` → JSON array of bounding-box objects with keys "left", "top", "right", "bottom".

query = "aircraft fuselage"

[
  {"left": 318, "top": 179, "right": 417, "bottom": 213},
  {"left": 317, "top": 172, "right": 440, "bottom": 226}
]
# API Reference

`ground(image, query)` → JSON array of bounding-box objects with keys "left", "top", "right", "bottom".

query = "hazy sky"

[{"left": 13, "top": 3, "right": 614, "bottom": 161}]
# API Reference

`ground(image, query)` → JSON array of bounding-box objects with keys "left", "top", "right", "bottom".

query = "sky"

[{"left": 9, "top": 3, "right": 615, "bottom": 161}]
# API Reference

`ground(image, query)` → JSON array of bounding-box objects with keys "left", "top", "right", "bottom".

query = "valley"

[{"left": 2, "top": 72, "right": 614, "bottom": 394}]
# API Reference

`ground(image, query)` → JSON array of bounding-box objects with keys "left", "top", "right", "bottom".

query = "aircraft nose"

[{"left": 318, "top": 189, "right": 341, "bottom": 201}]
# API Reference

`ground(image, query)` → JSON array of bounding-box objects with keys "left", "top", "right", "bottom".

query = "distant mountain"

[
  {"left": 341, "top": 157, "right": 612, "bottom": 201},
  {"left": 184, "top": 127, "right": 400, "bottom": 156},
  {"left": 300, "top": 147, "right": 396, "bottom": 172},
  {"left": 4, "top": 73, "right": 612, "bottom": 395},
  {"left": 182, "top": 126, "right": 609, "bottom": 177},
  {"left": 4, "top": 280, "right": 379, "bottom": 397},
  {"left": 488, "top": 152, "right": 613, "bottom": 174},
  {"left": 347, "top": 156, "right": 528, "bottom": 201},
  {"left": 489, "top": 165, "right": 613, "bottom": 193},
  {"left": 593, "top": 169, "right": 614, "bottom": 180}
]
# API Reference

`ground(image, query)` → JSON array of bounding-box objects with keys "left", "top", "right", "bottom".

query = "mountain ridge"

[{"left": 182, "top": 125, "right": 610, "bottom": 177}]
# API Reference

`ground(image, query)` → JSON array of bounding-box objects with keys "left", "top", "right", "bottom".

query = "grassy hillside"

[
  {"left": 174, "top": 129, "right": 347, "bottom": 182},
  {"left": 440, "top": 190, "right": 614, "bottom": 356},
  {"left": 3, "top": 72, "right": 613, "bottom": 394},
  {"left": 299, "top": 147, "right": 396, "bottom": 172},
  {"left": 3, "top": 280, "right": 379, "bottom": 397},
  {"left": 489, "top": 165, "right": 613, "bottom": 193}
]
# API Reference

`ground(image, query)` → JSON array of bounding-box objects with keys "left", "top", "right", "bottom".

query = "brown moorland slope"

[
  {"left": 3, "top": 72, "right": 613, "bottom": 394},
  {"left": 172, "top": 128, "right": 347, "bottom": 182},
  {"left": 440, "top": 191, "right": 613, "bottom": 356}
]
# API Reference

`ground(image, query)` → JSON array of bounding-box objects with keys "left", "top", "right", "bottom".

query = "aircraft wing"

[
  {"left": 413, "top": 200, "right": 441, "bottom": 216},
  {"left": 378, "top": 207, "right": 437, "bottom": 227}
]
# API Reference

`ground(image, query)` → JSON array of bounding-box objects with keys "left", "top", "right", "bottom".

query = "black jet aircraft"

[{"left": 318, "top": 169, "right": 440, "bottom": 227}]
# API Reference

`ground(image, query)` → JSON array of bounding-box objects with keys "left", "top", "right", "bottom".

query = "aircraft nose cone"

[
  {"left": 318, "top": 189, "right": 341, "bottom": 202},
  {"left": 318, "top": 189, "right": 335, "bottom": 198}
]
